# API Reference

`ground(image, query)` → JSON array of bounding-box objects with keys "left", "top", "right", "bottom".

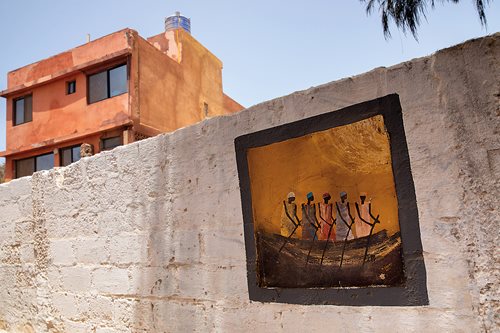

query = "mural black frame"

[{"left": 234, "top": 94, "right": 428, "bottom": 306}]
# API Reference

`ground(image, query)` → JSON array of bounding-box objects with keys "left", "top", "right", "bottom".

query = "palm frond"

[{"left": 360, "top": 0, "right": 492, "bottom": 39}]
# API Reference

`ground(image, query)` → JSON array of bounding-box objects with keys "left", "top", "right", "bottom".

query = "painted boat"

[{"left": 255, "top": 229, "right": 404, "bottom": 288}]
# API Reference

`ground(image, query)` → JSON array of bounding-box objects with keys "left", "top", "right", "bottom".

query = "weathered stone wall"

[{"left": 0, "top": 34, "right": 498, "bottom": 332}]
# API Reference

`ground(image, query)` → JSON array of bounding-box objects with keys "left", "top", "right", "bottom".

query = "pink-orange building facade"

[{"left": 0, "top": 27, "right": 243, "bottom": 182}]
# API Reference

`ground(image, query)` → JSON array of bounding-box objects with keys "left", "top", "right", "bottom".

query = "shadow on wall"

[
  {"left": 130, "top": 134, "right": 200, "bottom": 331},
  {"left": 130, "top": 129, "right": 224, "bottom": 331},
  {"left": 130, "top": 136, "right": 171, "bottom": 331}
]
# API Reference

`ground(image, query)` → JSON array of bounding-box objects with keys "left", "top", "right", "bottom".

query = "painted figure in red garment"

[{"left": 318, "top": 192, "right": 335, "bottom": 241}]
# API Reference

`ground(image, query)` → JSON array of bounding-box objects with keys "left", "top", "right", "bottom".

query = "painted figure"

[
  {"left": 301, "top": 192, "right": 319, "bottom": 240},
  {"left": 354, "top": 192, "right": 371, "bottom": 238},
  {"left": 280, "top": 192, "right": 300, "bottom": 238},
  {"left": 335, "top": 191, "right": 354, "bottom": 241},
  {"left": 318, "top": 193, "right": 335, "bottom": 241},
  {"left": 355, "top": 193, "right": 382, "bottom": 265}
]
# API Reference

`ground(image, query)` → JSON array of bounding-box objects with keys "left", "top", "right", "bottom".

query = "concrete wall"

[{"left": 0, "top": 34, "right": 498, "bottom": 332}]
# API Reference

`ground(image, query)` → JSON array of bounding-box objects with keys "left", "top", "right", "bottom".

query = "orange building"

[{"left": 0, "top": 15, "right": 243, "bottom": 182}]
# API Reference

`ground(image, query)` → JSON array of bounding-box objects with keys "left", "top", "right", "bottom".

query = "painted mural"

[{"left": 247, "top": 115, "right": 404, "bottom": 288}]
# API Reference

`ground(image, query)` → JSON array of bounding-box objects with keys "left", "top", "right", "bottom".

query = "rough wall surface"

[{"left": 0, "top": 34, "right": 498, "bottom": 332}]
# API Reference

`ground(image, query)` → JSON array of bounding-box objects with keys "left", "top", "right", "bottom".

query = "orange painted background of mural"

[{"left": 247, "top": 115, "right": 400, "bottom": 236}]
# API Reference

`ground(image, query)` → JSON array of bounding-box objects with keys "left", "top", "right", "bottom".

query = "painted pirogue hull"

[{"left": 255, "top": 230, "right": 404, "bottom": 288}]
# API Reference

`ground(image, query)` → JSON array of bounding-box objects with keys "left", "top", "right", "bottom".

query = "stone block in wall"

[
  {"left": 1, "top": 177, "right": 31, "bottom": 199},
  {"left": 0, "top": 245, "right": 19, "bottom": 267},
  {"left": 418, "top": 224, "right": 462, "bottom": 258},
  {"left": 280, "top": 306, "right": 364, "bottom": 332},
  {"left": 49, "top": 239, "right": 75, "bottom": 265},
  {"left": 0, "top": 205, "right": 22, "bottom": 229},
  {"left": 179, "top": 190, "right": 245, "bottom": 233},
  {"left": 175, "top": 264, "right": 247, "bottom": 302},
  {"left": 127, "top": 299, "right": 155, "bottom": 332},
  {"left": 74, "top": 237, "right": 108, "bottom": 265},
  {"left": 0, "top": 220, "right": 16, "bottom": 248},
  {"left": 44, "top": 211, "right": 96, "bottom": 239},
  {"left": 13, "top": 264, "right": 35, "bottom": 289},
  {"left": 128, "top": 266, "right": 177, "bottom": 297},
  {"left": 19, "top": 243, "right": 35, "bottom": 264},
  {"left": 112, "top": 298, "right": 134, "bottom": 330},
  {"left": 60, "top": 266, "right": 92, "bottom": 292},
  {"left": 148, "top": 299, "right": 212, "bottom": 332},
  {"left": 46, "top": 266, "right": 61, "bottom": 290},
  {"left": 210, "top": 302, "right": 285, "bottom": 332},
  {"left": 145, "top": 228, "right": 173, "bottom": 266},
  {"left": 108, "top": 233, "right": 147, "bottom": 265},
  {"left": 201, "top": 231, "right": 246, "bottom": 266},
  {"left": 92, "top": 267, "right": 130, "bottom": 294},
  {"left": 425, "top": 252, "right": 474, "bottom": 310},
  {"left": 95, "top": 209, "right": 136, "bottom": 236},
  {"left": 52, "top": 292, "right": 84, "bottom": 321},
  {"left": 171, "top": 229, "right": 201, "bottom": 264},
  {"left": 86, "top": 295, "right": 114, "bottom": 325},
  {"left": 62, "top": 319, "right": 92, "bottom": 333},
  {"left": 0, "top": 266, "right": 17, "bottom": 308},
  {"left": 15, "top": 216, "right": 33, "bottom": 234}
]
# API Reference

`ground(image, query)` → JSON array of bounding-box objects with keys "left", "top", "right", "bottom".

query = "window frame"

[
  {"left": 67, "top": 80, "right": 76, "bottom": 95},
  {"left": 101, "top": 136, "right": 123, "bottom": 151},
  {"left": 13, "top": 94, "right": 33, "bottom": 126},
  {"left": 60, "top": 144, "right": 81, "bottom": 167},
  {"left": 15, "top": 152, "right": 55, "bottom": 179},
  {"left": 35, "top": 152, "right": 55, "bottom": 172},
  {"left": 87, "top": 63, "right": 128, "bottom": 104},
  {"left": 15, "top": 156, "right": 35, "bottom": 179}
]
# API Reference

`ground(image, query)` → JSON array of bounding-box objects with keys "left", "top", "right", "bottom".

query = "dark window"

[
  {"left": 88, "top": 64, "right": 128, "bottom": 104},
  {"left": 89, "top": 71, "right": 108, "bottom": 103},
  {"left": 36, "top": 153, "right": 54, "bottom": 171},
  {"left": 61, "top": 145, "right": 81, "bottom": 166},
  {"left": 102, "top": 136, "right": 122, "bottom": 151},
  {"left": 16, "top": 158, "right": 35, "bottom": 178},
  {"left": 15, "top": 152, "right": 54, "bottom": 178},
  {"left": 14, "top": 95, "right": 32, "bottom": 126},
  {"left": 109, "top": 65, "right": 127, "bottom": 97},
  {"left": 67, "top": 80, "right": 76, "bottom": 94}
]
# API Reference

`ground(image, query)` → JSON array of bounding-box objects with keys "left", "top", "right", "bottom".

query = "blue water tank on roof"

[{"left": 165, "top": 12, "right": 191, "bottom": 34}]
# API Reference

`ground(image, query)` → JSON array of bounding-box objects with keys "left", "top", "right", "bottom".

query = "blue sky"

[{"left": 1, "top": 1, "right": 499, "bottom": 163}]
